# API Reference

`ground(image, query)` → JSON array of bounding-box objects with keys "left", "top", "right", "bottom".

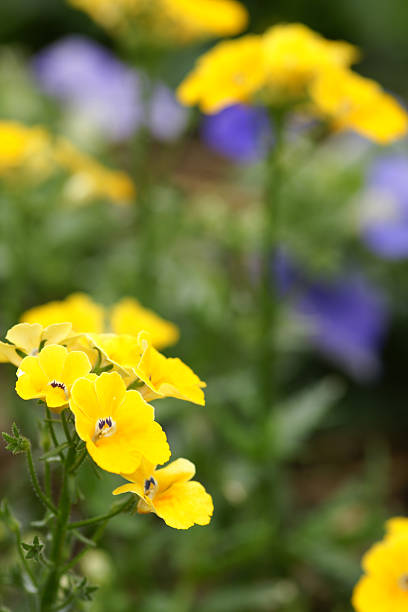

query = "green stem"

[
  {"left": 60, "top": 410, "right": 72, "bottom": 445},
  {"left": 40, "top": 445, "right": 75, "bottom": 611},
  {"left": 26, "top": 445, "right": 58, "bottom": 515},
  {"left": 68, "top": 447, "right": 87, "bottom": 474},
  {"left": 46, "top": 407, "right": 65, "bottom": 463},
  {"left": 62, "top": 521, "right": 108, "bottom": 574},
  {"left": 67, "top": 496, "right": 134, "bottom": 530}
]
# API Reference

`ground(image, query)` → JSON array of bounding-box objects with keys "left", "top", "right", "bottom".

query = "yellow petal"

[
  {"left": 6, "top": 323, "right": 42, "bottom": 355},
  {"left": 16, "top": 356, "right": 48, "bottom": 399},
  {"left": 156, "top": 458, "right": 196, "bottom": 493},
  {"left": 86, "top": 437, "right": 142, "bottom": 475},
  {"left": 154, "top": 481, "right": 213, "bottom": 529},
  {"left": 45, "top": 386, "right": 69, "bottom": 410},
  {"left": 112, "top": 482, "right": 144, "bottom": 497},
  {"left": 70, "top": 376, "right": 101, "bottom": 440},
  {"left": 0, "top": 341, "right": 22, "bottom": 366},
  {"left": 61, "top": 350, "right": 92, "bottom": 389},
  {"left": 38, "top": 344, "right": 67, "bottom": 381},
  {"left": 94, "top": 371, "right": 127, "bottom": 416},
  {"left": 43, "top": 322, "right": 73, "bottom": 345}
]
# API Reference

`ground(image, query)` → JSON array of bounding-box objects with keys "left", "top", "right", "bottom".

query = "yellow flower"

[
  {"left": 0, "top": 322, "right": 73, "bottom": 366},
  {"left": 0, "top": 121, "right": 52, "bottom": 176},
  {"left": 68, "top": 0, "right": 247, "bottom": 42},
  {"left": 177, "top": 35, "right": 266, "bottom": 113},
  {"left": 113, "top": 457, "right": 213, "bottom": 529},
  {"left": 385, "top": 517, "right": 408, "bottom": 540},
  {"left": 21, "top": 293, "right": 105, "bottom": 334},
  {"left": 69, "top": 371, "right": 170, "bottom": 474},
  {"left": 87, "top": 332, "right": 206, "bottom": 406},
  {"left": 263, "top": 23, "right": 358, "bottom": 97},
  {"left": 16, "top": 344, "right": 92, "bottom": 411},
  {"left": 110, "top": 298, "right": 179, "bottom": 349},
  {"left": 54, "top": 138, "right": 136, "bottom": 205},
  {"left": 310, "top": 68, "right": 408, "bottom": 144},
  {"left": 352, "top": 532, "right": 408, "bottom": 612}
]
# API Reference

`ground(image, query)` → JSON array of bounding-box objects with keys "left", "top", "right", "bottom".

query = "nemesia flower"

[
  {"left": 16, "top": 344, "right": 92, "bottom": 411},
  {"left": 87, "top": 332, "right": 206, "bottom": 406},
  {"left": 33, "top": 36, "right": 187, "bottom": 143},
  {"left": 385, "top": 517, "right": 408, "bottom": 539},
  {"left": 21, "top": 293, "right": 105, "bottom": 335},
  {"left": 0, "top": 322, "right": 73, "bottom": 366},
  {"left": 352, "top": 529, "right": 408, "bottom": 612},
  {"left": 263, "top": 23, "right": 358, "bottom": 98},
  {"left": 310, "top": 68, "right": 408, "bottom": 144},
  {"left": 177, "top": 35, "right": 266, "bottom": 114},
  {"left": 67, "top": 0, "right": 247, "bottom": 42},
  {"left": 113, "top": 457, "right": 213, "bottom": 529},
  {"left": 110, "top": 298, "right": 179, "bottom": 349},
  {"left": 360, "top": 156, "right": 408, "bottom": 258},
  {"left": 201, "top": 104, "right": 273, "bottom": 162},
  {"left": 69, "top": 372, "right": 170, "bottom": 474}
]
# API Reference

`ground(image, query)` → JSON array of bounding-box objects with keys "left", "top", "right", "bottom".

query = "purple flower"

[
  {"left": 361, "top": 155, "right": 408, "bottom": 259},
  {"left": 32, "top": 35, "right": 188, "bottom": 143},
  {"left": 201, "top": 104, "right": 273, "bottom": 162},
  {"left": 274, "top": 252, "right": 388, "bottom": 380}
]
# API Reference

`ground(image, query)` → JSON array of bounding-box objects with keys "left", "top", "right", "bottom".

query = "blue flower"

[
  {"left": 201, "top": 104, "right": 273, "bottom": 162},
  {"left": 274, "top": 252, "right": 388, "bottom": 380},
  {"left": 362, "top": 155, "right": 408, "bottom": 259},
  {"left": 33, "top": 35, "right": 188, "bottom": 143}
]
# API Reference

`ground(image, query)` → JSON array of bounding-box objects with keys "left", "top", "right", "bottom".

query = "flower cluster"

[
  {"left": 68, "top": 0, "right": 248, "bottom": 43},
  {"left": 177, "top": 23, "right": 408, "bottom": 144},
  {"left": 0, "top": 121, "right": 135, "bottom": 205},
  {"left": 352, "top": 517, "right": 408, "bottom": 612},
  {"left": 1, "top": 294, "right": 212, "bottom": 529}
]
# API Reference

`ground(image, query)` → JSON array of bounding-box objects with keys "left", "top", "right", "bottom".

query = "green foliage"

[{"left": 2, "top": 423, "right": 30, "bottom": 455}]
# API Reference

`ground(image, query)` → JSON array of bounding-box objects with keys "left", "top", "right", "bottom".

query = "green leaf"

[
  {"left": 273, "top": 377, "right": 345, "bottom": 460},
  {"left": 39, "top": 442, "right": 70, "bottom": 460},
  {"left": 22, "top": 535, "right": 44, "bottom": 561},
  {"left": 2, "top": 423, "right": 30, "bottom": 455}
]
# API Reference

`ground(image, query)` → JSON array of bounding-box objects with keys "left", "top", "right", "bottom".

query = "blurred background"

[{"left": 1, "top": 1, "right": 408, "bottom": 611}]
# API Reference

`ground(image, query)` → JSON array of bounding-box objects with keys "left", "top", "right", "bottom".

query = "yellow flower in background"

[
  {"left": 134, "top": 334, "right": 206, "bottom": 405},
  {"left": 352, "top": 531, "right": 408, "bottom": 612},
  {"left": 16, "top": 344, "right": 92, "bottom": 411},
  {"left": 21, "top": 293, "right": 106, "bottom": 335},
  {"left": 0, "top": 322, "right": 73, "bottom": 366},
  {"left": 263, "top": 23, "right": 358, "bottom": 97},
  {"left": 110, "top": 297, "right": 179, "bottom": 349},
  {"left": 113, "top": 457, "right": 213, "bottom": 529},
  {"left": 70, "top": 371, "right": 170, "bottom": 474},
  {"left": 177, "top": 35, "right": 266, "bottom": 113},
  {"left": 310, "top": 68, "right": 408, "bottom": 144},
  {"left": 0, "top": 121, "right": 53, "bottom": 178},
  {"left": 67, "top": 0, "right": 247, "bottom": 42},
  {"left": 54, "top": 138, "right": 136, "bottom": 205}
]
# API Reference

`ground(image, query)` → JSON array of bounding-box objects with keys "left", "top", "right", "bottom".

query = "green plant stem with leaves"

[{"left": 2, "top": 414, "right": 135, "bottom": 611}]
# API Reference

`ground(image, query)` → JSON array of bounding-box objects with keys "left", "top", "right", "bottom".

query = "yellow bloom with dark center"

[
  {"left": 310, "top": 67, "right": 408, "bottom": 144},
  {"left": 16, "top": 344, "right": 92, "bottom": 411},
  {"left": 113, "top": 457, "right": 213, "bottom": 529},
  {"left": 87, "top": 332, "right": 206, "bottom": 406},
  {"left": 110, "top": 297, "right": 179, "bottom": 349},
  {"left": 352, "top": 533, "right": 408, "bottom": 612},
  {"left": 21, "top": 293, "right": 105, "bottom": 334},
  {"left": 263, "top": 23, "right": 358, "bottom": 97},
  {"left": 70, "top": 371, "right": 170, "bottom": 474},
  {"left": 177, "top": 35, "right": 266, "bottom": 113},
  {"left": 0, "top": 322, "right": 73, "bottom": 366}
]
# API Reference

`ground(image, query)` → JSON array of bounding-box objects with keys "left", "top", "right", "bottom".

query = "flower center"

[
  {"left": 144, "top": 476, "right": 158, "bottom": 500},
  {"left": 399, "top": 573, "right": 408, "bottom": 591},
  {"left": 92, "top": 417, "right": 116, "bottom": 444},
  {"left": 49, "top": 380, "right": 69, "bottom": 400}
]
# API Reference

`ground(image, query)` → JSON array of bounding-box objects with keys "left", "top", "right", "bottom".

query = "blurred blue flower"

[
  {"left": 33, "top": 35, "right": 188, "bottom": 143},
  {"left": 274, "top": 251, "right": 388, "bottom": 380},
  {"left": 362, "top": 155, "right": 408, "bottom": 259},
  {"left": 201, "top": 104, "right": 273, "bottom": 162}
]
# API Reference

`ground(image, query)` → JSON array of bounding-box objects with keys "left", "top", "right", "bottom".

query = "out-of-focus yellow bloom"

[
  {"left": 0, "top": 322, "right": 73, "bottom": 366},
  {"left": 0, "top": 121, "right": 54, "bottom": 178},
  {"left": 68, "top": 0, "right": 247, "bottom": 42},
  {"left": 110, "top": 297, "right": 179, "bottom": 349},
  {"left": 55, "top": 138, "right": 136, "bottom": 205},
  {"left": 87, "top": 332, "right": 206, "bottom": 405},
  {"left": 16, "top": 344, "right": 92, "bottom": 411},
  {"left": 385, "top": 517, "right": 408, "bottom": 539},
  {"left": 352, "top": 530, "right": 408, "bottom": 612},
  {"left": 177, "top": 35, "right": 266, "bottom": 113},
  {"left": 263, "top": 23, "right": 358, "bottom": 97},
  {"left": 70, "top": 371, "right": 170, "bottom": 474},
  {"left": 310, "top": 68, "right": 408, "bottom": 144},
  {"left": 113, "top": 457, "right": 213, "bottom": 529},
  {"left": 21, "top": 293, "right": 106, "bottom": 335}
]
